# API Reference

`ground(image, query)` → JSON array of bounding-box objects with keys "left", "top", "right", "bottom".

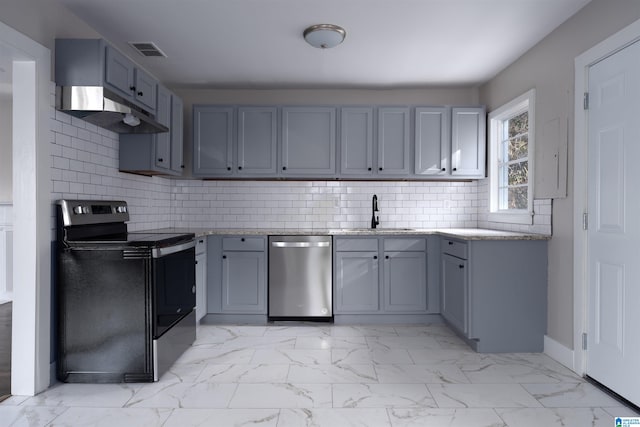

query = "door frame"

[
  {"left": 573, "top": 17, "right": 640, "bottom": 377},
  {"left": 0, "top": 21, "right": 51, "bottom": 395}
]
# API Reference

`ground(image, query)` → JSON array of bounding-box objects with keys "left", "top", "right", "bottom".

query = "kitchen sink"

[{"left": 329, "top": 228, "right": 416, "bottom": 233}]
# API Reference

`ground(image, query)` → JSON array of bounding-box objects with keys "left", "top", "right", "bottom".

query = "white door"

[{"left": 587, "top": 38, "right": 640, "bottom": 406}]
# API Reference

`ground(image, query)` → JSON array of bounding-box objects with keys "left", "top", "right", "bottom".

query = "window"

[{"left": 488, "top": 89, "right": 535, "bottom": 224}]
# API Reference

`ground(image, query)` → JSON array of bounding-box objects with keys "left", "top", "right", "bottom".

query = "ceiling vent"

[{"left": 129, "top": 42, "right": 167, "bottom": 58}]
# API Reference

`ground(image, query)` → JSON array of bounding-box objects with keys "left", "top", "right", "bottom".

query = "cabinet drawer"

[
  {"left": 335, "top": 238, "right": 378, "bottom": 252},
  {"left": 383, "top": 238, "right": 425, "bottom": 252},
  {"left": 196, "top": 237, "right": 207, "bottom": 255},
  {"left": 222, "top": 236, "right": 265, "bottom": 251},
  {"left": 441, "top": 238, "right": 467, "bottom": 259}
]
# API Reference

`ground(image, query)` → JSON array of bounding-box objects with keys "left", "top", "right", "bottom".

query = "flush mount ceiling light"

[{"left": 303, "top": 24, "right": 346, "bottom": 49}]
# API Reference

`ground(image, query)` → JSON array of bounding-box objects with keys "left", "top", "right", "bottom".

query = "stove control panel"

[{"left": 58, "top": 200, "right": 130, "bottom": 226}]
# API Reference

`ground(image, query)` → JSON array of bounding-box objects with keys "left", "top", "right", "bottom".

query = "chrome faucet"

[{"left": 371, "top": 194, "right": 379, "bottom": 229}]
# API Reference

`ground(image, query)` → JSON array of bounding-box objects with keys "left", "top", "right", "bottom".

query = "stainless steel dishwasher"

[{"left": 268, "top": 235, "right": 333, "bottom": 320}]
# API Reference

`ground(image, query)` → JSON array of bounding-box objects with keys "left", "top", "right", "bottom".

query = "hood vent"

[
  {"left": 129, "top": 42, "right": 167, "bottom": 58},
  {"left": 56, "top": 86, "right": 168, "bottom": 134}
]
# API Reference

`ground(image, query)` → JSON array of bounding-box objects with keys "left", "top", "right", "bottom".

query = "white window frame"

[{"left": 488, "top": 89, "right": 535, "bottom": 225}]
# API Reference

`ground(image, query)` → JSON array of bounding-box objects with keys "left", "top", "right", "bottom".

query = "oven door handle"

[{"left": 152, "top": 240, "right": 196, "bottom": 258}]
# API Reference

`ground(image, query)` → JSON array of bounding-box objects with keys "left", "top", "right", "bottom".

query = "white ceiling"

[{"left": 55, "top": 0, "right": 591, "bottom": 89}]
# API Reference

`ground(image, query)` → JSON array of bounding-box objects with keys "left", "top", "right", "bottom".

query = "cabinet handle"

[
  {"left": 158, "top": 158, "right": 164, "bottom": 162},
  {"left": 137, "top": 91, "right": 143, "bottom": 96},
  {"left": 238, "top": 166, "right": 243, "bottom": 170},
  {"left": 195, "top": 260, "right": 198, "bottom": 265},
  {"left": 198, "top": 239, "right": 204, "bottom": 243},
  {"left": 129, "top": 86, "right": 136, "bottom": 91},
  {"left": 368, "top": 167, "right": 372, "bottom": 171},
  {"left": 241, "top": 238, "right": 245, "bottom": 242},
  {"left": 385, "top": 255, "right": 389, "bottom": 259},
  {"left": 282, "top": 166, "right": 287, "bottom": 171},
  {"left": 227, "top": 167, "right": 231, "bottom": 171},
  {"left": 459, "top": 264, "right": 464, "bottom": 269},
  {"left": 448, "top": 241, "right": 453, "bottom": 245},
  {"left": 192, "top": 286, "right": 196, "bottom": 294},
  {"left": 222, "top": 255, "right": 227, "bottom": 259},
  {"left": 373, "top": 255, "right": 377, "bottom": 259},
  {"left": 379, "top": 167, "right": 383, "bottom": 171},
  {"left": 441, "top": 167, "right": 446, "bottom": 171},
  {"left": 453, "top": 168, "right": 457, "bottom": 171},
  {"left": 181, "top": 165, "right": 185, "bottom": 169}
]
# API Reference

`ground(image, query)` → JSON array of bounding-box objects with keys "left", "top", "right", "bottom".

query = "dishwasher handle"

[{"left": 271, "top": 241, "right": 331, "bottom": 248}]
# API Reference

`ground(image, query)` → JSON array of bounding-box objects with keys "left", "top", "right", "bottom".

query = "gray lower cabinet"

[
  {"left": 440, "top": 237, "right": 547, "bottom": 352},
  {"left": 441, "top": 253, "right": 468, "bottom": 334},
  {"left": 382, "top": 238, "right": 427, "bottom": 312},
  {"left": 207, "top": 236, "right": 267, "bottom": 315},
  {"left": 195, "top": 237, "right": 207, "bottom": 322},
  {"left": 119, "top": 85, "right": 184, "bottom": 176},
  {"left": 281, "top": 107, "right": 336, "bottom": 176},
  {"left": 383, "top": 251, "right": 427, "bottom": 312},
  {"left": 334, "top": 236, "right": 429, "bottom": 315},
  {"left": 334, "top": 237, "right": 380, "bottom": 313}
]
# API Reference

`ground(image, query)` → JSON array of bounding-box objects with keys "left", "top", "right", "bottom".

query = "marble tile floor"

[{"left": 0, "top": 322, "right": 638, "bottom": 426}]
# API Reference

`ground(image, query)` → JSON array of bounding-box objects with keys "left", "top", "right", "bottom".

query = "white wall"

[
  {"left": 479, "top": 0, "right": 640, "bottom": 350},
  {"left": 0, "top": 96, "right": 11, "bottom": 202}
]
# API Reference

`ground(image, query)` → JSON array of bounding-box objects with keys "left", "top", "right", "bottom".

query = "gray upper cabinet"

[
  {"left": 340, "top": 107, "right": 375, "bottom": 176},
  {"left": 119, "top": 85, "right": 183, "bottom": 176},
  {"left": 104, "top": 45, "right": 134, "bottom": 98},
  {"left": 377, "top": 107, "right": 411, "bottom": 175},
  {"left": 170, "top": 96, "right": 184, "bottom": 173},
  {"left": 193, "top": 106, "right": 234, "bottom": 176},
  {"left": 191, "top": 104, "right": 485, "bottom": 180},
  {"left": 56, "top": 39, "right": 158, "bottom": 115},
  {"left": 415, "top": 107, "right": 450, "bottom": 176},
  {"left": 104, "top": 44, "right": 156, "bottom": 112},
  {"left": 281, "top": 107, "right": 336, "bottom": 176},
  {"left": 451, "top": 107, "right": 486, "bottom": 177},
  {"left": 237, "top": 107, "right": 278, "bottom": 175}
]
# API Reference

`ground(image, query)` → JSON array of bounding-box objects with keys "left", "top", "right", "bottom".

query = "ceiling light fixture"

[{"left": 303, "top": 24, "right": 346, "bottom": 49}]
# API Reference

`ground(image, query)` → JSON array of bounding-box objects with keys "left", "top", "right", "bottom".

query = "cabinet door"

[
  {"left": 104, "top": 45, "right": 134, "bottom": 99},
  {"left": 133, "top": 68, "right": 157, "bottom": 112},
  {"left": 193, "top": 106, "right": 234, "bottom": 176},
  {"left": 383, "top": 251, "right": 427, "bottom": 312},
  {"left": 170, "top": 95, "right": 184, "bottom": 173},
  {"left": 415, "top": 107, "right": 450, "bottom": 176},
  {"left": 378, "top": 107, "right": 411, "bottom": 175},
  {"left": 195, "top": 251, "right": 207, "bottom": 321},
  {"left": 221, "top": 251, "right": 266, "bottom": 313},
  {"left": 281, "top": 107, "right": 336, "bottom": 175},
  {"left": 340, "top": 107, "right": 374, "bottom": 176},
  {"left": 335, "top": 251, "right": 379, "bottom": 313},
  {"left": 451, "top": 107, "right": 486, "bottom": 177},
  {"left": 441, "top": 253, "right": 468, "bottom": 334},
  {"left": 154, "top": 85, "right": 171, "bottom": 170},
  {"left": 238, "top": 107, "right": 277, "bottom": 175}
]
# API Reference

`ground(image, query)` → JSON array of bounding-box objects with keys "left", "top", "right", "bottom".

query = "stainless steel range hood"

[{"left": 56, "top": 86, "right": 168, "bottom": 134}]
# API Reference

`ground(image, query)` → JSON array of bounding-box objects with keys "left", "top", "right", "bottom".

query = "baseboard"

[{"left": 544, "top": 334, "right": 575, "bottom": 371}]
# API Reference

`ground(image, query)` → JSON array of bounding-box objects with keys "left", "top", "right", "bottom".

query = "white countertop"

[{"left": 158, "top": 227, "right": 550, "bottom": 241}]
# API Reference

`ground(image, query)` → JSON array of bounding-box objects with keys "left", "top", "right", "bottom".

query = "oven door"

[{"left": 152, "top": 241, "right": 196, "bottom": 338}]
